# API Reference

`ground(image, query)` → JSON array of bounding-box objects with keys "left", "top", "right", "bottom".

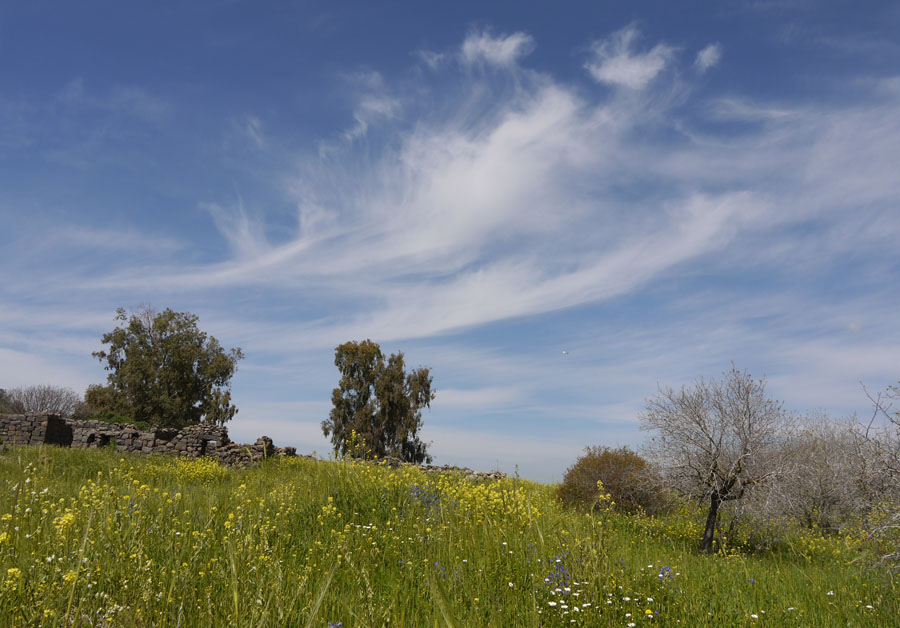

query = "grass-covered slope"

[{"left": 0, "top": 446, "right": 895, "bottom": 627}]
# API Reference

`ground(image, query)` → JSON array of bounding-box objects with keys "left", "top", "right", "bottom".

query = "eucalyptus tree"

[
  {"left": 323, "top": 339, "right": 434, "bottom": 464},
  {"left": 86, "top": 307, "right": 244, "bottom": 428}
]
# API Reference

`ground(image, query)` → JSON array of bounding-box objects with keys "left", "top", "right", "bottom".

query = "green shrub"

[
  {"left": 73, "top": 408, "right": 150, "bottom": 430},
  {"left": 71, "top": 398, "right": 150, "bottom": 429},
  {"left": 557, "top": 446, "right": 659, "bottom": 513}
]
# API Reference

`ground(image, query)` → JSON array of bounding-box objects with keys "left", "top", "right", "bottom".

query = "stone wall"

[
  {"left": 0, "top": 413, "right": 504, "bottom": 478},
  {"left": 357, "top": 456, "right": 506, "bottom": 481},
  {"left": 0, "top": 413, "right": 297, "bottom": 466},
  {"left": 0, "top": 413, "right": 72, "bottom": 447}
]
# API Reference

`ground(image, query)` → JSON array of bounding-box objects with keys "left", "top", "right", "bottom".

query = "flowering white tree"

[
  {"left": 859, "top": 382, "right": 900, "bottom": 568},
  {"left": 641, "top": 368, "right": 792, "bottom": 552}
]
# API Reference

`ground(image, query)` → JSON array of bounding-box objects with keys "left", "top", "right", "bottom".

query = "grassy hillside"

[{"left": 0, "top": 445, "right": 895, "bottom": 627}]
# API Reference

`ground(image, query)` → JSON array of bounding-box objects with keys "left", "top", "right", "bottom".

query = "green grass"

[{"left": 0, "top": 445, "right": 896, "bottom": 626}]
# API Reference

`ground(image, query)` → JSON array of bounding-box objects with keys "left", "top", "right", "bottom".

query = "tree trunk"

[{"left": 700, "top": 491, "right": 721, "bottom": 553}]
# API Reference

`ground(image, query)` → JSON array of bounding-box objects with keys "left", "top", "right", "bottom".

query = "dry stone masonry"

[
  {"left": 358, "top": 456, "right": 506, "bottom": 481},
  {"left": 0, "top": 413, "right": 297, "bottom": 466},
  {"left": 0, "top": 413, "right": 504, "bottom": 478}
]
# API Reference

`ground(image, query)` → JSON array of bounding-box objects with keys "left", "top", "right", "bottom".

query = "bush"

[
  {"left": 557, "top": 446, "right": 659, "bottom": 514},
  {"left": 70, "top": 400, "right": 150, "bottom": 429}
]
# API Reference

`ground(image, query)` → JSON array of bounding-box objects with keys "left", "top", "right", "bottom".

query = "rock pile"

[
  {"left": 0, "top": 413, "right": 297, "bottom": 466},
  {"left": 356, "top": 456, "right": 506, "bottom": 481},
  {"left": 0, "top": 413, "right": 502, "bottom": 478}
]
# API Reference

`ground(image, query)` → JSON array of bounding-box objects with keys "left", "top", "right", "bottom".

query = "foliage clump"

[
  {"left": 322, "top": 339, "right": 434, "bottom": 464},
  {"left": 85, "top": 306, "right": 244, "bottom": 429},
  {"left": 556, "top": 446, "right": 657, "bottom": 513}
]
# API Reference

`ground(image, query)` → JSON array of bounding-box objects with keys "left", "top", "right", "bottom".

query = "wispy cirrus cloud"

[
  {"left": 460, "top": 30, "right": 535, "bottom": 67},
  {"left": 695, "top": 43, "right": 722, "bottom": 72},
  {"left": 339, "top": 71, "right": 402, "bottom": 142},
  {"left": 244, "top": 115, "right": 265, "bottom": 148},
  {"left": 49, "top": 31, "right": 899, "bottom": 353},
  {"left": 201, "top": 199, "right": 269, "bottom": 260},
  {"left": 585, "top": 25, "right": 674, "bottom": 89},
  {"left": 3, "top": 24, "right": 899, "bottom": 480}
]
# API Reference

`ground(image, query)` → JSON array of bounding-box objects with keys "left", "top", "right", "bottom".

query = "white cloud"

[
  {"left": 766, "top": 341, "right": 900, "bottom": 412},
  {"left": 322, "top": 72, "right": 403, "bottom": 145},
  {"left": 585, "top": 26, "right": 674, "bottom": 89},
  {"left": 244, "top": 115, "right": 264, "bottom": 148},
  {"left": 416, "top": 49, "right": 446, "bottom": 70},
  {"left": 707, "top": 97, "right": 793, "bottom": 121},
  {"left": 0, "top": 348, "right": 95, "bottom": 393},
  {"left": 461, "top": 31, "right": 535, "bottom": 67},
  {"left": 70, "top": 35, "right": 900, "bottom": 352},
  {"left": 695, "top": 43, "right": 722, "bottom": 72},
  {"left": 344, "top": 94, "right": 400, "bottom": 141},
  {"left": 201, "top": 199, "right": 269, "bottom": 259},
  {"left": 4, "top": 28, "right": 900, "bottom": 481},
  {"left": 436, "top": 386, "right": 524, "bottom": 408},
  {"left": 421, "top": 424, "right": 587, "bottom": 476}
]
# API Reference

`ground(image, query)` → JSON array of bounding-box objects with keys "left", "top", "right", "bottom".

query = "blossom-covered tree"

[{"left": 641, "top": 368, "right": 792, "bottom": 552}]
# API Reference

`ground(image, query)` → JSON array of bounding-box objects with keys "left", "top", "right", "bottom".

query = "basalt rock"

[
  {"left": 351, "top": 456, "right": 506, "bottom": 481},
  {"left": 0, "top": 413, "right": 499, "bottom": 478},
  {"left": 0, "top": 413, "right": 297, "bottom": 466}
]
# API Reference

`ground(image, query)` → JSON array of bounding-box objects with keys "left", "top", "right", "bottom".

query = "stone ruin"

[
  {"left": 0, "top": 413, "right": 505, "bottom": 479},
  {"left": 356, "top": 456, "right": 506, "bottom": 481},
  {"left": 0, "top": 413, "right": 298, "bottom": 466}
]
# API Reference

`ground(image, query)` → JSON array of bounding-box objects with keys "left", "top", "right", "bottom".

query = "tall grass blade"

[
  {"left": 64, "top": 507, "right": 94, "bottom": 627},
  {"left": 428, "top": 570, "right": 459, "bottom": 628},
  {"left": 304, "top": 560, "right": 337, "bottom": 628}
]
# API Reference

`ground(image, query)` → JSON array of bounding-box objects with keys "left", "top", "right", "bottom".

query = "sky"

[{"left": 2, "top": 1, "right": 899, "bottom": 482}]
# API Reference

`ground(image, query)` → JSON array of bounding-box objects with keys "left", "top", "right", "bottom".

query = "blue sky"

[{"left": 2, "top": 1, "right": 899, "bottom": 481}]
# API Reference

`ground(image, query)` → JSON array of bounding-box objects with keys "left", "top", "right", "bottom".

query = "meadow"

[{"left": 0, "top": 445, "right": 896, "bottom": 627}]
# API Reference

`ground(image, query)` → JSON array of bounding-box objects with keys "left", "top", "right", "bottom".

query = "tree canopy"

[
  {"left": 0, "top": 385, "right": 80, "bottom": 416},
  {"left": 641, "top": 367, "right": 791, "bottom": 552},
  {"left": 86, "top": 307, "right": 244, "bottom": 429},
  {"left": 322, "top": 339, "right": 434, "bottom": 464}
]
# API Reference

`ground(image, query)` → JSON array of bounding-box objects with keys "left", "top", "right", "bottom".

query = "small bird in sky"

[{"left": 562, "top": 350, "right": 569, "bottom": 355}]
